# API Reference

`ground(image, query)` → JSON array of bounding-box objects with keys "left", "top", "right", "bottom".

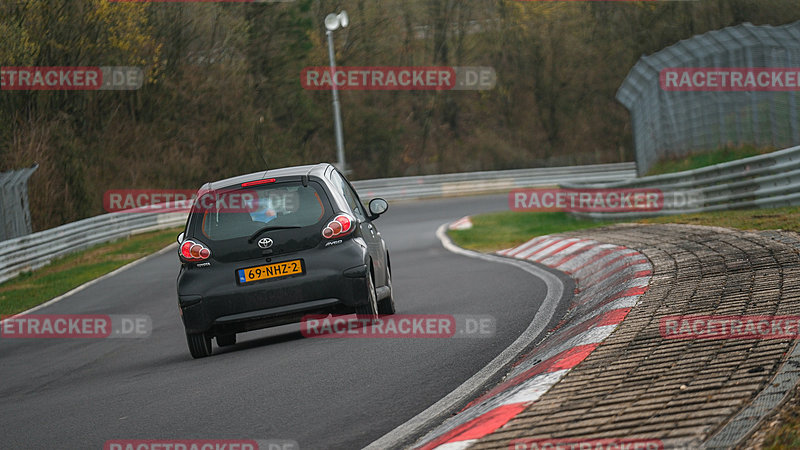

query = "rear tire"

[
  {"left": 186, "top": 331, "right": 212, "bottom": 358},
  {"left": 377, "top": 267, "right": 396, "bottom": 315},
  {"left": 356, "top": 265, "right": 379, "bottom": 320},
  {"left": 216, "top": 334, "right": 236, "bottom": 347}
]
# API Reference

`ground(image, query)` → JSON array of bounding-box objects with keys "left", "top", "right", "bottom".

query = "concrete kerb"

[{"left": 411, "top": 231, "right": 654, "bottom": 450}]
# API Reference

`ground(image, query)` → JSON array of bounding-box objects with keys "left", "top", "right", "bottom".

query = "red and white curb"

[
  {"left": 415, "top": 235, "right": 652, "bottom": 450},
  {"left": 449, "top": 216, "right": 473, "bottom": 231}
]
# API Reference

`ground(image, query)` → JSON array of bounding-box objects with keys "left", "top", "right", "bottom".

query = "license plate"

[{"left": 237, "top": 259, "right": 304, "bottom": 284}]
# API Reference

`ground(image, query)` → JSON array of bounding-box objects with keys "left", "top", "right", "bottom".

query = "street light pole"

[
  {"left": 326, "top": 29, "right": 346, "bottom": 174},
  {"left": 324, "top": 11, "right": 349, "bottom": 174}
]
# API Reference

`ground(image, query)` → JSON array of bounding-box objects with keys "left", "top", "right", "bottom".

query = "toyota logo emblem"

[{"left": 258, "top": 238, "right": 273, "bottom": 249}]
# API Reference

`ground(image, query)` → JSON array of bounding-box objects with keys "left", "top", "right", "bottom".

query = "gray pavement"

[{"left": 0, "top": 194, "right": 567, "bottom": 450}]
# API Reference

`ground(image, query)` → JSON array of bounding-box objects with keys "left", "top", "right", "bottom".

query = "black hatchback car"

[{"left": 176, "top": 163, "right": 394, "bottom": 358}]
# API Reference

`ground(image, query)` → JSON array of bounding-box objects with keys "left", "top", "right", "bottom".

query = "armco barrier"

[
  {"left": 0, "top": 211, "right": 187, "bottom": 285},
  {"left": 561, "top": 144, "right": 800, "bottom": 220},
  {"left": 0, "top": 163, "right": 636, "bottom": 285},
  {"left": 353, "top": 162, "right": 636, "bottom": 201}
]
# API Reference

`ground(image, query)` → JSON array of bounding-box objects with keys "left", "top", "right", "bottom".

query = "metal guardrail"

[
  {"left": 353, "top": 162, "right": 637, "bottom": 201},
  {"left": 0, "top": 163, "right": 636, "bottom": 285},
  {"left": 562, "top": 145, "right": 800, "bottom": 220},
  {"left": 0, "top": 211, "right": 187, "bottom": 285}
]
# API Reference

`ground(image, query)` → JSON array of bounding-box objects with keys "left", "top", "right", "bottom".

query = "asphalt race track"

[{"left": 0, "top": 194, "right": 566, "bottom": 449}]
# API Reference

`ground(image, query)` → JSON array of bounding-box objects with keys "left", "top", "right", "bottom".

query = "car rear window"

[{"left": 196, "top": 182, "right": 327, "bottom": 241}]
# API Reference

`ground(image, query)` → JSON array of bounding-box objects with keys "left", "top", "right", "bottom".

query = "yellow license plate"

[{"left": 237, "top": 259, "right": 304, "bottom": 284}]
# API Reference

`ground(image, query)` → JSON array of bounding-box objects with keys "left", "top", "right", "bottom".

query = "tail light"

[
  {"left": 180, "top": 239, "right": 212, "bottom": 262},
  {"left": 322, "top": 213, "right": 355, "bottom": 239}
]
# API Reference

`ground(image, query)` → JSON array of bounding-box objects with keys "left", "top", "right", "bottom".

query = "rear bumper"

[{"left": 177, "top": 240, "right": 370, "bottom": 334}]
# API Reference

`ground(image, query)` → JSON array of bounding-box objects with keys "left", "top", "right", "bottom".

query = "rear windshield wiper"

[{"left": 248, "top": 226, "right": 302, "bottom": 243}]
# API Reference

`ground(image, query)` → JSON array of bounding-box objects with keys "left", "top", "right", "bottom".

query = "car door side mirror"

[{"left": 368, "top": 198, "right": 389, "bottom": 219}]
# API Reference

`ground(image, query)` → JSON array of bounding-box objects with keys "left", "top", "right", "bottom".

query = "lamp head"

[{"left": 325, "top": 11, "right": 349, "bottom": 31}]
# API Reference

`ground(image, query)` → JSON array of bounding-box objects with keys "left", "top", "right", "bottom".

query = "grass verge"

[
  {"left": 0, "top": 227, "right": 182, "bottom": 316},
  {"left": 447, "top": 212, "right": 617, "bottom": 252},
  {"left": 637, "top": 206, "right": 800, "bottom": 233},
  {"left": 645, "top": 144, "right": 774, "bottom": 176},
  {"left": 763, "top": 398, "right": 800, "bottom": 450},
  {"left": 448, "top": 206, "right": 800, "bottom": 253}
]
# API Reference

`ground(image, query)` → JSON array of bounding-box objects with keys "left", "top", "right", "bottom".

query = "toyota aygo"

[{"left": 176, "top": 163, "right": 394, "bottom": 358}]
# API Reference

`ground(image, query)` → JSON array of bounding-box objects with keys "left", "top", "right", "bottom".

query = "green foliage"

[{"left": 2, "top": 0, "right": 800, "bottom": 230}]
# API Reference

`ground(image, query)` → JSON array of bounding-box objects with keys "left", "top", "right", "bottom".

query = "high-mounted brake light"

[
  {"left": 322, "top": 213, "right": 355, "bottom": 239},
  {"left": 241, "top": 178, "right": 276, "bottom": 187},
  {"left": 180, "top": 239, "right": 212, "bottom": 262}
]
